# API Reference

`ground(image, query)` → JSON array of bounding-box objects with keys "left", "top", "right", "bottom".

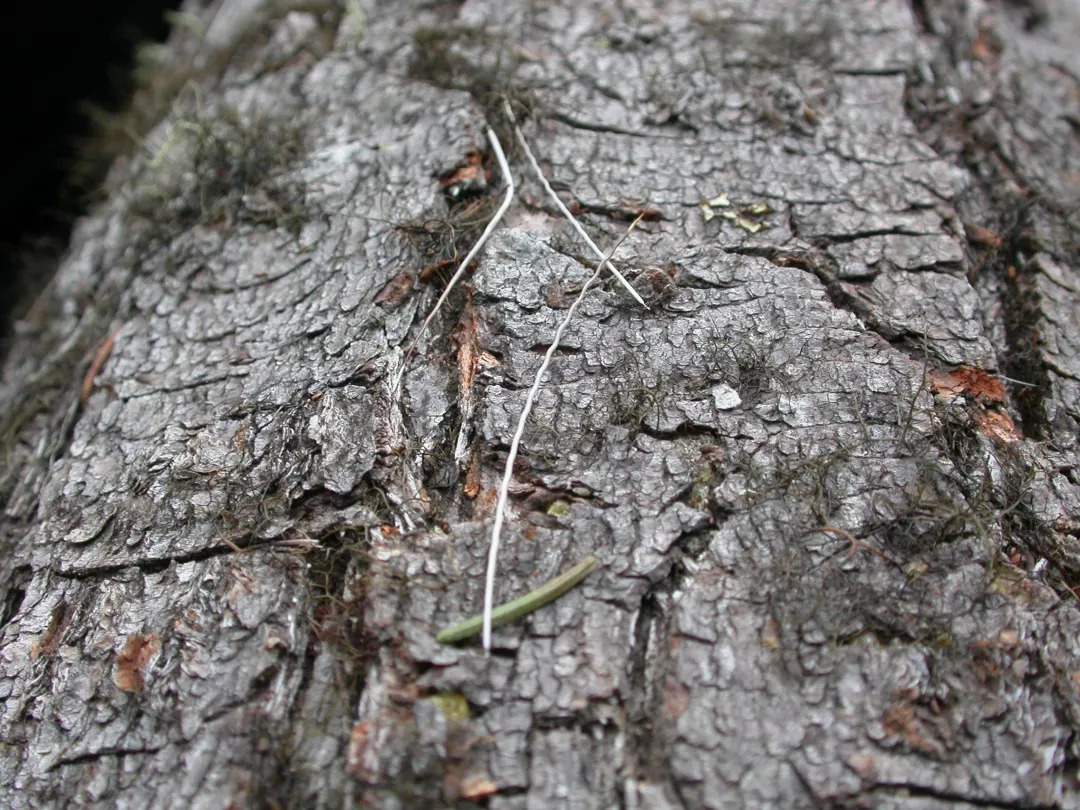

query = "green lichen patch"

[{"left": 130, "top": 105, "right": 311, "bottom": 238}]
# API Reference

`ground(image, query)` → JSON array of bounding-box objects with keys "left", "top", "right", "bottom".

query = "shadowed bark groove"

[{"left": 1, "top": 1, "right": 1079, "bottom": 808}]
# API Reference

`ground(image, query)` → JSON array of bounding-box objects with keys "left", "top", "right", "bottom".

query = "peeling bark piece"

[
  {"left": 973, "top": 409, "right": 1021, "bottom": 444},
  {"left": 113, "top": 633, "right": 161, "bottom": 693},
  {"left": 929, "top": 365, "right": 1007, "bottom": 405},
  {"left": 460, "top": 775, "right": 498, "bottom": 799},
  {"left": 438, "top": 150, "right": 487, "bottom": 199}
]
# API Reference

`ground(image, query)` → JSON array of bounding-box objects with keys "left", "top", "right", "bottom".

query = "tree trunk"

[{"left": 3, "top": 0, "right": 1079, "bottom": 807}]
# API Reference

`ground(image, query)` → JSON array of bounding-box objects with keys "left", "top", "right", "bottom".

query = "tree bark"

[{"left": 2, "top": 0, "right": 1079, "bottom": 807}]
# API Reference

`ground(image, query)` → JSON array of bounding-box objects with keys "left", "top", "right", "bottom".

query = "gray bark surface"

[{"left": 1, "top": 0, "right": 1079, "bottom": 807}]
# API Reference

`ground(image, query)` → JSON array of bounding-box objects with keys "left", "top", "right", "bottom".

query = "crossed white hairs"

[{"left": 397, "top": 102, "right": 649, "bottom": 652}]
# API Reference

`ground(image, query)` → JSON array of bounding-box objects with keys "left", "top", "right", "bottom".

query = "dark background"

[{"left": 0, "top": 2, "right": 178, "bottom": 343}]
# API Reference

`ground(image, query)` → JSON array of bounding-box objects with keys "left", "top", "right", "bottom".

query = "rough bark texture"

[{"left": 2, "top": 0, "right": 1079, "bottom": 807}]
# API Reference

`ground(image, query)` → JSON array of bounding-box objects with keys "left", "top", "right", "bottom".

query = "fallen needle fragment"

[
  {"left": 436, "top": 555, "right": 600, "bottom": 644},
  {"left": 507, "top": 101, "right": 649, "bottom": 310},
  {"left": 480, "top": 212, "right": 646, "bottom": 652},
  {"left": 80, "top": 331, "right": 118, "bottom": 404}
]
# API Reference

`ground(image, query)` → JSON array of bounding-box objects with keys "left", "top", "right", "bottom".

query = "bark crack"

[
  {"left": 51, "top": 534, "right": 272, "bottom": 579},
  {"left": 55, "top": 746, "right": 166, "bottom": 768}
]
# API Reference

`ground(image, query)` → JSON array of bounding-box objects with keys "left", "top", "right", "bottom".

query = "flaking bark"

[{"left": 2, "top": 1, "right": 1079, "bottom": 807}]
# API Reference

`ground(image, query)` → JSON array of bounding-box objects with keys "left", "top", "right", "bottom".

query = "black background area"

[{"left": 0, "top": 2, "right": 178, "bottom": 340}]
